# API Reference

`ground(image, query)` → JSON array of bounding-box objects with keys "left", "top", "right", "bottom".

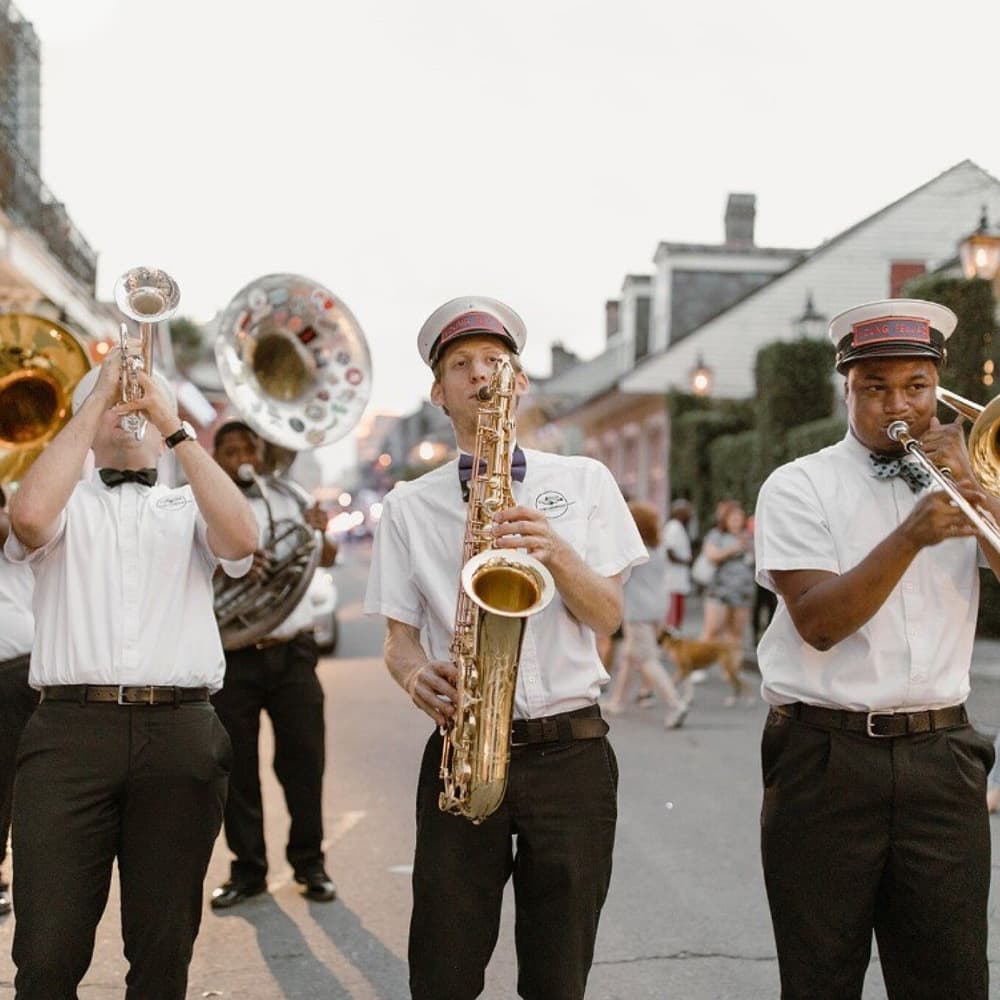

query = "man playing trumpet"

[
  {"left": 754, "top": 299, "right": 1000, "bottom": 999},
  {"left": 4, "top": 348, "right": 257, "bottom": 1000}
]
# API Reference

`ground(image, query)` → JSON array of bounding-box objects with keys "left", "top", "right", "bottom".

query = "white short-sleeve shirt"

[
  {"left": 663, "top": 518, "right": 692, "bottom": 595},
  {"left": 754, "top": 432, "right": 978, "bottom": 712},
  {"left": 364, "top": 448, "right": 647, "bottom": 719},
  {"left": 4, "top": 471, "right": 252, "bottom": 691},
  {"left": 244, "top": 484, "right": 317, "bottom": 641},
  {"left": 0, "top": 552, "right": 33, "bottom": 661}
]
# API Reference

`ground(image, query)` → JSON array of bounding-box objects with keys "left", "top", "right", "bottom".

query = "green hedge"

[
  {"left": 671, "top": 408, "right": 753, "bottom": 528},
  {"left": 754, "top": 339, "right": 836, "bottom": 470},
  {"left": 903, "top": 274, "right": 998, "bottom": 406},
  {"left": 784, "top": 415, "right": 848, "bottom": 463},
  {"left": 708, "top": 429, "right": 758, "bottom": 510}
]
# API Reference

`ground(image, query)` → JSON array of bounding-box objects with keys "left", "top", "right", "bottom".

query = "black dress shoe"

[
  {"left": 294, "top": 869, "right": 337, "bottom": 902},
  {"left": 210, "top": 879, "right": 267, "bottom": 910}
]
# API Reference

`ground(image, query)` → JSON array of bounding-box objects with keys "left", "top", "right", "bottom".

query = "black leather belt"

[
  {"left": 773, "top": 701, "right": 968, "bottom": 738},
  {"left": 40, "top": 685, "right": 211, "bottom": 706},
  {"left": 510, "top": 705, "right": 609, "bottom": 748},
  {"left": 252, "top": 629, "right": 315, "bottom": 651}
]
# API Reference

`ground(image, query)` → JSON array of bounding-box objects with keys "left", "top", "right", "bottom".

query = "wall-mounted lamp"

[
  {"left": 690, "top": 355, "right": 713, "bottom": 396},
  {"left": 793, "top": 290, "right": 827, "bottom": 339},
  {"left": 959, "top": 206, "right": 1000, "bottom": 282}
]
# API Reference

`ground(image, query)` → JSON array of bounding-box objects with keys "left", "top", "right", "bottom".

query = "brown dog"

[{"left": 657, "top": 628, "right": 747, "bottom": 705}]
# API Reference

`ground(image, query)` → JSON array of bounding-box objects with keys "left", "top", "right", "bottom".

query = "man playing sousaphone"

[
  {"left": 754, "top": 299, "right": 1000, "bottom": 999},
  {"left": 364, "top": 296, "right": 646, "bottom": 1000},
  {"left": 209, "top": 419, "right": 338, "bottom": 909}
]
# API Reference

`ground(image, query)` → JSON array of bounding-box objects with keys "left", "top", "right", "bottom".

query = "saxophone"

[{"left": 439, "top": 356, "right": 555, "bottom": 823}]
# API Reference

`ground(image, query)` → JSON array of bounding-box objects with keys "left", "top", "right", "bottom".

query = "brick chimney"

[
  {"left": 724, "top": 193, "right": 756, "bottom": 247},
  {"left": 605, "top": 299, "right": 620, "bottom": 342}
]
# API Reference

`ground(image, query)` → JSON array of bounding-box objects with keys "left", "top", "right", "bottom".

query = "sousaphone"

[{"left": 212, "top": 274, "right": 372, "bottom": 649}]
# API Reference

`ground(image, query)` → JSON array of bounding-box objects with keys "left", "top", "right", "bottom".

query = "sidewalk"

[{"left": 678, "top": 590, "right": 1000, "bottom": 682}]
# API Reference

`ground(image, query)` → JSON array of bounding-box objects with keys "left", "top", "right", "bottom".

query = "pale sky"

[{"left": 15, "top": 0, "right": 1000, "bottom": 433}]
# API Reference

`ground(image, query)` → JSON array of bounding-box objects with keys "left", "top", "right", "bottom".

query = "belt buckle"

[
  {"left": 116, "top": 686, "right": 155, "bottom": 705},
  {"left": 866, "top": 710, "right": 896, "bottom": 737}
]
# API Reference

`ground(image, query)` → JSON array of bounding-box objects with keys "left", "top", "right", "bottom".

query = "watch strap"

[{"left": 165, "top": 425, "right": 193, "bottom": 449}]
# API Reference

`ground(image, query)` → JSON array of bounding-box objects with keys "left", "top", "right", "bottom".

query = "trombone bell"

[{"left": 935, "top": 386, "right": 1000, "bottom": 498}]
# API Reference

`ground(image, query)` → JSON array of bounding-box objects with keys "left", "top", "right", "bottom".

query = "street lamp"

[
  {"left": 690, "top": 354, "right": 713, "bottom": 396},
  {"left": 793, "top": 291, "right": 827, "bottom": 339},
  {"left": 958, "top": 207, "right": 1000, "bottom": 282}
]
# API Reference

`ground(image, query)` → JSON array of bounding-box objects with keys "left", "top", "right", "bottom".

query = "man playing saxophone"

[{"left": 364, "top": 297, "right": 646, "bottom": 1000}]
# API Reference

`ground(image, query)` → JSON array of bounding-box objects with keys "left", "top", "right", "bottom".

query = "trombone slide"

[{"left": 886, "top": 419, "right": 1000, "bottom": 556}]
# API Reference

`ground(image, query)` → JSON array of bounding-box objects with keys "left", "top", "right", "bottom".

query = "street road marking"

[
  {"left": 323, "top": 809, "right": 366, "bottom": 848},
  {"left": 269, "top": 811, "right": 367, "bottom": 891}
]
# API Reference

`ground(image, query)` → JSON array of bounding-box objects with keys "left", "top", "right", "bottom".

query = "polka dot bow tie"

[
  {"left": 459, "top": 445, "right": 526, "bottom": 501},
  {"left": 868, "top": 452, "right": 933, "bottom": 494}
]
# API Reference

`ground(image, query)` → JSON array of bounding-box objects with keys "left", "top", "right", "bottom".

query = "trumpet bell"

[
  {"left": 214, "top": 273, "right": 372, "bottom": 451},
  {"left": 0, "top": 314, "right": 91, "bottom": 483},
  {"left": 114, "top": 266, "right": 181, "bottom": 324}
]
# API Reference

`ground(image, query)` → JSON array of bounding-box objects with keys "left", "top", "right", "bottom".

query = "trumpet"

[
  {"left": 887, "top": 383, "right": 1000, "bottom": 555},
  {"left": 113, "top": 266, "right": 180, "bottom": 440}
]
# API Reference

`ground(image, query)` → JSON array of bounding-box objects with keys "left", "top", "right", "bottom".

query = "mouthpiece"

[
  {"left": 237, "top": 463, "right": 256, "bottom": 483},
  {"left": 886, "top": 420, "right": 910, "bottom": 443}
]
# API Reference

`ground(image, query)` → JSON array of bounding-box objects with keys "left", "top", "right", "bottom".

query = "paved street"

[{"left": 3, "top": 543, "right": 1000, "bottom": 998}]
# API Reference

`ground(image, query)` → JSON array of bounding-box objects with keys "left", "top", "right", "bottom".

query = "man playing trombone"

[{"left": 754, "top": 299, "right": 1000, "bottom": 1000}]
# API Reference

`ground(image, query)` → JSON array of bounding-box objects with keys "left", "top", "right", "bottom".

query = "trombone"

[{"left": 886, "top": 386, "right": 1000, "bottom": 556}]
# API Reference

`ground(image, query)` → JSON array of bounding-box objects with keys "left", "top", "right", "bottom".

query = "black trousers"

[
  {"left": 409, "top": 725, "right": 618, "bottom": 1000},
  {"left": 760, "top": 708, "right": 994, "bottom": 1000},
  {"left": 11, "top": 700, "right": 231, "bottom": 1000},
  {"left": 0, "top": 654, "right": 36, "bottom": 869},
  {"left": 211, "top": 631, "right": 326, "bottom": 884}
]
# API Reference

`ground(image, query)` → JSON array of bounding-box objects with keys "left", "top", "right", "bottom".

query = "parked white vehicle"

[{"left": 308, "top": 566, "right": 339, "bottom": 655}]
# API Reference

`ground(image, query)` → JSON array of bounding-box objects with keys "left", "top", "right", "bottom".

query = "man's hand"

[
  {"left": 304, "top": 505, "right": 328, "bottom": 532},
  {"left": 405, "top": 659, "right": 459, "bottom": 727},
  {"left": 919, "top": 415, "right": 974, "bottom": 482},
  {"left": 248, "top": 549, "right": 271, "bottom": 582},
  {"left": 901, "top": 483, "right": 981, "bottom": 550},
  {"left": 491, "top": 505, "right": 570, "bottom": 565},
  {"left": 90, "top": 348, "right": 125, "bottom": 409},
  {"left": 114, "top": 369, "right": 177, "bottom": 436}
]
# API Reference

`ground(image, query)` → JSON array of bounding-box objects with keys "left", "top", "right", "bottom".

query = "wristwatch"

[{"left": 165, "top": 420, "right": 196, "bottom": 450}]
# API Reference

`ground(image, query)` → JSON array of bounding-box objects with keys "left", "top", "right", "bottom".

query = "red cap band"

[
  {"left": 851, "top": 316, "right": 931, "bottom": 347},
  {"left": 432, "top": 311, "right": 513, "bottom": 361}
]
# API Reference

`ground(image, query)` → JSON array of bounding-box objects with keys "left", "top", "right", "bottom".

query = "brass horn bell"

[{"left": 0, "top": 313, "right": 91, "bottom": 483}]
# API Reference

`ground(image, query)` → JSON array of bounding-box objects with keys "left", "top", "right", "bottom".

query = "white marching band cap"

[
  {"left": 417, "top": 296, "right": 527, "bottom": 368},
  {"left": 828, "top": 298, "right": 958, "bottom": 373}
]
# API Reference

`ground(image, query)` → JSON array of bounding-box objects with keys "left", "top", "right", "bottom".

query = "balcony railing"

[{"left": 0, "top": 124, "right": 97, "bottom": 292}]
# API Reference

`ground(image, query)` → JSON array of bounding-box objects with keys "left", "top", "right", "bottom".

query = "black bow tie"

[
  {"left": 868, "top": 452, "right": 932, "bottom": 494},
  {"left": 459, "top": 446, "right": 526, "bottom": 501},
  {"left": 99, "top": 467, "right": 158, "bottom": 489}
]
